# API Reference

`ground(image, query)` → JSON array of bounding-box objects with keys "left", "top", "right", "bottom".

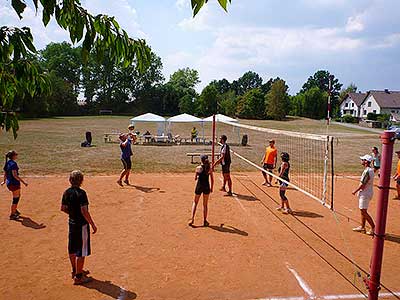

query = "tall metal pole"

[
  {"left": 211, "top": 114, "right": 216, "bottom": 169},
  {"left": 368, "top": 131, "right": 395, "bottom": 300},
  {"left": 327, "top": 75, "right": 332, "bottom": 125}
]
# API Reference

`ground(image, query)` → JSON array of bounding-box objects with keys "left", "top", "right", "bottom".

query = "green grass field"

[{"left": 0, "top": 116, "right": 384, "bottom": 175}]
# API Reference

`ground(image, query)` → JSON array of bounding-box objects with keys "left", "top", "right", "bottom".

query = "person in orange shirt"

[
  {"left": 261, "top": 139, "right": 278, "bottom": 186},
  {"left": 392, "top": 150, "right": 400, "bottom": 199}
]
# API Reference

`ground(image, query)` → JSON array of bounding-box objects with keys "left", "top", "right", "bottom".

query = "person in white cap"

[{"left": 352, "top": 154, "right": 375, "bottom": 235}]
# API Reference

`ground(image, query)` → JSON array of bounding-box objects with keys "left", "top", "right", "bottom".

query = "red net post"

[{"left": 368, "top": 131, "right": 395, "bottom": 300}]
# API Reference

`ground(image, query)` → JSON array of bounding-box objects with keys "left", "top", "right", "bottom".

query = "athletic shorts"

[
  {"left": 263, "top": 163, "right": 274, "bottom": 171},
  {"left": 222, "top": 163, "right": 231, "bottom": 174},
  {"left": 7, "top": 184, "right": 20, "bottom": 192},
  {"left": 280, "top": 182, "right": 289, "bottom": 188},
  {"left": 373, "top": 166, "right": 380, "bottom": 171},
  {"left": 121, "top": 157, "right": 132, "bottom": 170},
  {"left": 358, "top": 196, "right": 372, "bottom": 210},
  {"left": 69, "top": 223, "right": 91, "bottom": 257},
  {"left": 195, "top": 185, "right": 210, "bottom": 195}
]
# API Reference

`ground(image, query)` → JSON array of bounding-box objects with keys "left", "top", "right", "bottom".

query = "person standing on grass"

[
  {"left": 189, "top": 155, "right": 214, "bottom": 227},
  {"left": 371, "top": 147, "right": 381, "bottom": 176},
  {"left": 352, "top": 155, "right": 375, "bottom": 235},
  {"left": 276, "top": 152, "right": 292, "bottom": 214},
  {"left": 61, "top": 170, "right": 97, "bottom": 285},
  {"left": 117, "top": 133, "right": 133, "bottom": 186},
  {"left": 261, "top": 139, "right": 278, "bottom": 186},
  {"left": 191, "top": 127, "right": 198, "bottom": 143},
  {"left": 213, "top": 135, "right": 232, "bottom": 196},
  {"left": 1, "top": 150, "right": 28, "bottom": 220}
]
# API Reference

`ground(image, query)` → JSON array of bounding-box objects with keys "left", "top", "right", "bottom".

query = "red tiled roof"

[
  {"left": 347, "top": 92, "right": 367, "bottom": 106},
  {"left": 367, "top": 90, "right": 400, "bottom": 108}
]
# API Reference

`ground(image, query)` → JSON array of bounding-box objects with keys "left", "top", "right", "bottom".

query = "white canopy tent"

[
  {"left": 130, "top": 113, "right": 166, "bottom": 123},
  {"left": 130, "top": 113, "right": 167, "bottom": 137},
  {"left": 167, "top": 113, "right": 203, "bottom": 123},
  {"left": 167, "top": 113, "right": 205, "bottom": 143},
  {"left": 203, "top": 114, "right": 239, "bottom": 123}
]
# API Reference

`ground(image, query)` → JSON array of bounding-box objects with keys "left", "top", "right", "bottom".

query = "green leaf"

[
  {"left": 217, "top": 0, "right": 228, "bottom": 11},
  {"left": 191, "top": 0, "right": 205, "bottom": 17},
  {"left": 11, "top": 0, "right": 26, "bottom": 19}
]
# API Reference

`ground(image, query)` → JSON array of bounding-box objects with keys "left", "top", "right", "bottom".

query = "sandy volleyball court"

[{"left": 1, "top": 173, "right": 399, "bottom": 300}]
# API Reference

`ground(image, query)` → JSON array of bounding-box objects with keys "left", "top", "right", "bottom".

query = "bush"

[
  {"left": 342, "top": 115, "right": 357, "bottom": 123},
  {"left": 367, "top": 113, "right": 378, "bottom": 121}
]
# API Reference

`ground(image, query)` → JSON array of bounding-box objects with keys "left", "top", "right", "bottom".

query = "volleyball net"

[{"left": 216, "top": 120, "right": 335, "bottom": 209}]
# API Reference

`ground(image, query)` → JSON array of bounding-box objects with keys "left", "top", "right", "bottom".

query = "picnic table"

[{"left": 186, "top": 152, "right": 220, "bottom": 164}]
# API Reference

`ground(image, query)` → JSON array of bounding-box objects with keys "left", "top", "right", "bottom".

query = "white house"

[
  {"left": 340, "top": 92, "right": 367, "bottom": 117},
  {"left": 359, "top": 90, "right": 400, "bottom": 118}
]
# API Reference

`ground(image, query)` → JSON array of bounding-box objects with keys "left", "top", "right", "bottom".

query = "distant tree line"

[{"left": 13, "top": 42, "right": 350, "bottom": 120}]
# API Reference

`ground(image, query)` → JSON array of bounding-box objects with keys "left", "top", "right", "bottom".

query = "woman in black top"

[
  {"left": 277, "top": 152, "right": 292, "bottom": 214},
  {"left": 189, "top": 155, "right": 214, "bottom": 227}
]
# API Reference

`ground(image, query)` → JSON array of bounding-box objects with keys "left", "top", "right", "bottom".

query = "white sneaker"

[{"left": 352, "top": 226, "right": 366, "bottom": 233}]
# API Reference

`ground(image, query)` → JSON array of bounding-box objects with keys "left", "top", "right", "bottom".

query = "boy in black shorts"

[
  {"left": 213, "top": 135, "right": 232, "bottom": 196},
  {"left": 61, "top": 170, "right": 97, "bottom": 285}
]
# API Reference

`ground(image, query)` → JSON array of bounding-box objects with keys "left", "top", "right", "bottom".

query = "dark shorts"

[
  {"left": 263, "top": 163, "right": 274, "bottom": 171},
  {"left": 195, "top": 183, "right": 210, "bottom": 195},
  {"left": 222, "top": 163, "right": 231, "bottom": 174},
  {"left": 397, "top": 179, "right": 400, "bottom": 185},
  {"left": 121, "top": 157, "right": 132, "bottom": 170},
  {"left": 69, "top": 224, "right": 91, "bottom": 257},
  {"left": 7, "top": 184, "right": 20, "bottom": 192},
  {"left": 374, "top": 166, "right": 380, "bottom": 171}
]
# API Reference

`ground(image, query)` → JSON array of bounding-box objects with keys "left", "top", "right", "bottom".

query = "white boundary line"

[
  {"left": 252, "top": 292, "right": 400, "bottom": 300},
  {"left": 286, "top": 263, "right": 315, "bottom": 299}
]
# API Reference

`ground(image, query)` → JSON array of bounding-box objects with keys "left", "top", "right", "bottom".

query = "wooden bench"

[{"left": 186, "top": 152, "right": 220, "bottom": 164}]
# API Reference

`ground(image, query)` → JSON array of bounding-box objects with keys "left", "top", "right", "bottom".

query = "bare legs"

[
  {"left": 11, "top": 189, "right": 20, "bottom": 216},
  {"left": 360, "top": 209, "right": 375, "bottom": 230},
  {"left": 221, "top": 173, "right": 232, "bottom": 194},
  {"left": 278, "top": 186, "right": 292, "bottom": 213},
  {"left": 189, "top": 194, "right": 209, "bottom": 226},
  {"left": 118, "top": 169, "right": 131, "bottom": 185}
]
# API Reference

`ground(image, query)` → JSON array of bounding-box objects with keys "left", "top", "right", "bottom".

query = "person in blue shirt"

[
  {"left": 117, "top": 134, "right": 133, "bottom": 186},
  {"left": 1, "top": 150, "right": 28, "bottom": 220}
]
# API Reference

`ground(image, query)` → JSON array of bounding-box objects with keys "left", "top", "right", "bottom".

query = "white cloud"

[
  {"left": 175, "top": 0, "right": 189, "bottom": 10},
  {"left": 346, "top": 15, "right": 364, "bottom": 32},
  {"left": 178, "top": 5, "right": 212, "bottom": 31}
]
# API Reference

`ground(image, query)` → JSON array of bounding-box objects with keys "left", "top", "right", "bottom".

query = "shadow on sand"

[
  {"left": 82, "top": 278, "right": 137, "bottom": 300},
  {"left": 233, "top": 193, "right": 258, "bottom": 201},
  {"left": 292, "top": 210, "right": 324, "bottom": 218},
  {"left": 208, "top": 224, "right": 249, "bottom": 236},
  {"left": 128, "top": 185, "right": 160, "bottom": 193},
  {"left": 385, "top": 233, "right": 400, "bottom": 244},
  {"left": 12, "top": 216, "right": 46, "bottom": 229}
]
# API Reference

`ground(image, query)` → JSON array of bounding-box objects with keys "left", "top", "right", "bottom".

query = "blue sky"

[{"left": 1, "top": 0, "right": 400, "bottom": 94}]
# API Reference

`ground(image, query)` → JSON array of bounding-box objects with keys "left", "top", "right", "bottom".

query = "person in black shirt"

[
  {"left": 213, "top": 135, "right": 232, "bottom": 196},
  {"left": 189, "top": 155, "right": 214, "bottom": 227},
  {"left": 61, "top": 170, "right": 97, "bottom": 285},
  {"left": 276, "top": 152, "right": 292, "bottom": 214}
]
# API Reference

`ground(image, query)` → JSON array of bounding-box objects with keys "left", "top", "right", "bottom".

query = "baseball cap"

[{"left": 360, "top": 154, "right": 373, "bottom": 162}]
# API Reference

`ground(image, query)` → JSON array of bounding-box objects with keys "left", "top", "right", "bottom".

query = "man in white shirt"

[{"left": 352, "top": 154, "right": 375, "bottom": 235}]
